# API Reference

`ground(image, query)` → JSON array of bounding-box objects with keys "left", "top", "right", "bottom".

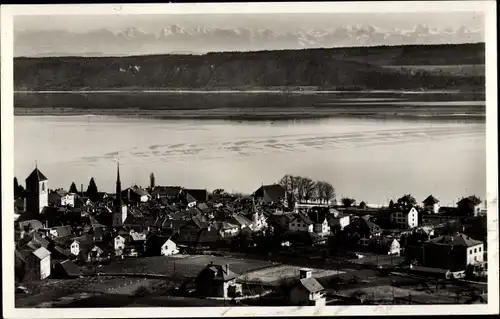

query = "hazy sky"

[{"left": 15, "top": 12, "right": 484, "bottom": 33}]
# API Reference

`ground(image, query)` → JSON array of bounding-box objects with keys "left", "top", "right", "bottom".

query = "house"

[
  {"left": 422, "top": 233, "right": 484, "bottom": 271},
  {"left": 185, "top": 194, "right": 198, "bottom": 208},
  {"left": 52, "top": 259, "right": 82, "bottom": 278},
  {"left": 144, "top": 235, "right": 179, "bottom": 256},
  {"left": 229, "top": 214, "right": 253, "bottom": 231},
  {"left": 49, "top": 189, "right": 76, "bottom": 207},
  {"left": 18, "top": 219, "right": 44, "bottom": 234},
  {"left": 362, "top": 236, "right": 401, "bottom": 256},
  {"left": 69, "top": 235, "right": 93, "bottom": 257},
  {"left": 184, "top": 189, "right": 209, "bottom": 203},
  {"left": 15, "top": 247, "right": 51, "bottom": 281},
  {"left": 211, "top": 221, "right": 240, "bottom": 238},
  {"left": 150, "top": 186, "right": 183, "bottom": 199},
  {"left": 177, "top": 215, "right": 210, "bottom": 243},
  {"left": 288, "top": 268, "right": 326, "bottom": 306},
  {"left": 457, "top": 196, "right": 483, "bottom": 216},
  {"left": 253, "top": 184, "right": 287, "bottom": 206},
  {"left": 123, "top": 186, "right": 150, "bottom": 205},
  {"left": 47, "top": 225, "right": 73, "bottom": 239},
  {"left": 328, "top": 214, "right": 350, "bottom": 231},
  {"left": 114, "top": 235, "right": 127, "bottom": 254},
  {"left": 422, "top": 195, "right": 440, "bottom": 214},
  {"left": 289, "top": 212, "right": 314, "bottom": 233},
  {"left": 390, "top": 206, "right": 419, "bottom": 229},
  {"left": 194, "top": 263, "right": 242, "bottom": 298}
]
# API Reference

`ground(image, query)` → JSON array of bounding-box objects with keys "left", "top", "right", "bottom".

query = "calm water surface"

[{"left": 14, "top": 115, "right": 486, "bottom": 206}]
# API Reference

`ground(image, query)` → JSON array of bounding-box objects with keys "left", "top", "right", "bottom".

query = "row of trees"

[{"left": 278, "top": 174, "right": 335, "bottom": 205}]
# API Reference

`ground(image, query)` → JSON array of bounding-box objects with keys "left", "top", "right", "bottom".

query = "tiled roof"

[
  {"left": 26, "top": 168, "right": 48, "bottom": 182},
  {"left": 230, "top": 214, "right": 253, "bottom": 227},
  {"left": 151, "top": 186, "right": 182, "bottom": 197},
  {"left": 59, "top": 259, "right": 81, "bottom": 277},
  {"left": 299, "top": 277, "right": 324, "bottom": 293},
  {"left": 458, "top": 196, "right": 482, "bottom": 206},
  {"left": 428, "top": 233, "right": 483, "bottom": 247},
  {"left": 185, "top": 189, "right": 208, "bottom": 202},
  {"left": 254, "top": 184, "right": 286, "bottom": 203},
  {"left": 423, "top": 195, "right": 440, "bottom": 205},
  {"left": 50, "top": 226, "right": 73, "bottom": 237},
  {"left": 131, "top": 186, "right": 150, "bottom": 197},
  {"left": 18, "top": 220, "right": 43, "bottom": 231},
  {"left": 32, "top": 247, "right": 51, "bottom": 259},
  {"left": 203, "top": 264, "right": 238, "bottom": 281}
]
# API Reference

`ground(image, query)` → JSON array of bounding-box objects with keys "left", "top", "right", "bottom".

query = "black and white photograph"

[{"left": 1, "top": 1, "right": 498, "bottom": 317}]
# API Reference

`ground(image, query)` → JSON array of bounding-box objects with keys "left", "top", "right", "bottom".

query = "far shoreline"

[{"left": 14, "top": 107, "right": 486, "bottom": 123}]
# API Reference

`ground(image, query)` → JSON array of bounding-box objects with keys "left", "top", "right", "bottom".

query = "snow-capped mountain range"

[{"left": 14, "top": 24, "right": 484, "bottom": 57}]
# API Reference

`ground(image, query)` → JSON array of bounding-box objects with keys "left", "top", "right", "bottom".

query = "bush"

[{"left": 133, "top": 285, "right": 150, "bottom": 297}]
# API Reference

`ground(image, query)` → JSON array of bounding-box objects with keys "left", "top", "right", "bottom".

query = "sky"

[{"left": 14, "top": 12, "right": 485, "bottom": 56}]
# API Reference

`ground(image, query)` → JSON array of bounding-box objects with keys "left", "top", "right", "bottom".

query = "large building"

[
  {"left": 390, "top": 206, "right": 419, "bottom": 229},
  {"left": 422, "top": 233, "right": 484, "bottom": 271},
  {"left": 422, "top": 195, "right": 440, "bottom": 214},
  {"left": 25, "top": 166, "right": 49, "bottom": 216}
]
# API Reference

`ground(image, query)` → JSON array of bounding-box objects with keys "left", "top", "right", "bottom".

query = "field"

[
  {"left": 241, "top": 265, "right": 345, "bottom": 285},
  {"left": 98, "top": 254, "right": 276, "bottom": 278}
]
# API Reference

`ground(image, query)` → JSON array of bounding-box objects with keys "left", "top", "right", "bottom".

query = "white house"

[
  {"left": 288, "top": 269, "right": 326, "bottom": 306},
  {"left": 61, "top": 193, "right": 76, "bottom": 207},
  {"left": 391, "top": 206, "right": 419, "bottom": 229},
  {"left": 162, "top": 238, "right": 179, "bottom": 256},
  {"left": 114, "top": 235, "right": 126, "bottom": 251},
  {"left": 17, "top": 247, "right": 52, "bottom": 281},
  {"left": 329, "top": 215, "right": 350, "bottom": 230},
  {"left": 145, "top": 235, "right": 179, "bottom": 256}
]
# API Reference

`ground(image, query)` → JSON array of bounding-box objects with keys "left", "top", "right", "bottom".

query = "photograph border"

[{"left": 1, "top": 2, "right": 498, "bottom": 318}]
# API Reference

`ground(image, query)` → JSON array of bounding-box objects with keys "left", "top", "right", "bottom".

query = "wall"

[
  {"left": 40, "top": 256, "right": 51, "bottom": 280},
  {"left": 466, "top": 244, "right": 484, "bottom": 265},
  {"left": 289, "top": 286, "right": 310, "bottom": 306},
  {"left": 289, "top": 219, "right": 313, "bottom": 232}
]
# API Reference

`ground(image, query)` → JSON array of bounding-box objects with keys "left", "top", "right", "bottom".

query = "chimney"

[
  {"left": 81, "top": 184, "right": 84, "bottom": 195},
  {"left": 299, "top": 268, "right": 312, "bottom": 279},
  {"left": 225, "top": 264, "right": 229, "bottom": 274}
]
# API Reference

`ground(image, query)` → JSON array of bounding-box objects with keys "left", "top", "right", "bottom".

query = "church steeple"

[{"left": 115, "top": 161, "right": 123, "bottom": 206}]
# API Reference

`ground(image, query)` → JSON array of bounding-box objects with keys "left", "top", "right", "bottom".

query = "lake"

[{"left": 14, "top": 115, "right": 486, "bottom": 207}]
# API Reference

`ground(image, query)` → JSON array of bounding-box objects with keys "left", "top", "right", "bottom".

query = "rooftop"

[
  {"left": 299, "top": 277, "right": 324, "bottom": 293},
  {"left": 427, "top": 233, "right": 483, "bottom": 247},
  {"left": 26, "top": 167, "right": 48, "bottom": 182}
]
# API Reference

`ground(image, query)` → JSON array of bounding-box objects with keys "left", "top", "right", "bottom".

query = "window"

[
  {"left": 470, "top": 250, "right": 472, "bottom": 255},
  {"left": 41, "top": 183, "right": 45, "bottom": 191},
  {"left": 479, "top": 247, "right": 482, "bottom": 252},
  {"left": 474, "top": 248, "right": 477, "bottom": 253}
]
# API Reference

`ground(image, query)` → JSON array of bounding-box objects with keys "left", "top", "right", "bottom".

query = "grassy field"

[
  {"left": 98, "top": 255, "right": 275, "bottom": 278},
  {"left": 241, "top": 265, "right": 344, "bottom": 284}
]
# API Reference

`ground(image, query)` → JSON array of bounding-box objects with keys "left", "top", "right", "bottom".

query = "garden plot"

[{"left": 240, "top": 265, "right": 344, "bottom": 284}]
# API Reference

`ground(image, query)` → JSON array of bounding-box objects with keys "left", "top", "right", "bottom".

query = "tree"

[
  {"left": 69, "top": 182, "right": 79, "bottom": 193},
  {"left": 14, "top": 177, "right": 25, "bottom": 198},
  {"left": 341, "top": 197, "right": 356, "bottom": 207},
  {"left": 297, "top": 177, "right": 316, "bottom": 203},
  {"left": 359, "top": 201, "right": 367, "bottom": 209},
  {"left": 397, "top": 194, "right": 417, "bottom": 209},
  {"left": 86, "top": 177, "right": 98, "bottom": 200},
  {"left": 465, "top": 264, "right": 475, "bottom": 280},
  {"left": 315, "top": 181, "right": 327, "bottom": 204},
  {"left": 149, "top": 172, "right": 155, "bottom": 189},
  {"left": 323, "top": 182, "right": 335, "bottom": 204},
  {"left": 389, "top": 200, "right": 395, "bottom": 208}
]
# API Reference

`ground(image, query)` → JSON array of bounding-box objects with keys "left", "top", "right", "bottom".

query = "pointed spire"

[{"left": 115, "top": 159, "right": 123, "bottom": 207}]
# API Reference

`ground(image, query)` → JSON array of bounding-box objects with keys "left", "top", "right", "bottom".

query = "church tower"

[
  {"left": 25, "top": 165, "right": 49, "bottom": 216},
  {"left": 112, "top": 162, "right": 127, "bottom": 228}
]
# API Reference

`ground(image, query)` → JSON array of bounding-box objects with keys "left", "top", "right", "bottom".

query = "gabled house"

[
  {"left": 48, "top": 189, "right": 76, "bottom": 207},
  {"left": 122, "top": 186, "right": 150, "bottom": 205},
  {"left": 457, "top": 196, "right": 483, "bottom": 216},
  {"left": 194, "top": 263, "right": 242, "bottom": 298},
  {"left": 15, "top": 247, "right": 51, "bottom": 281},
  {"left": 328, "top": 214, "right": 350, "bottom": 231},
  {"left": 144, "top": 234, "right": 179, "bottom": 256},
  {"left": 289, "top": 212, "right": 314, "bottom": 233},
  {"left": 229, "top": 214, "right": 253, "bottom": 231},
  {"left": 307, "top": 207, "right": 331, "bottom": 236},
  {"left": 361, "top": 236, "right": 401, "bottom": 256},
  {"left": 390, "top": 206, "right": 419, "bottom": 229},
  {"left": 47, "top": 225, "right": 73, "bottom": 239},
  {"left": 422, "top": 233, "right": 484, "bottom": 271},
  {"left": 69, "top": 235, "right": 93, "bottom": 257},
  {"left": 422, "top": 195, "right": 440, "bottom": 214},
  {"left": 253, "top": 184, "right": 287, "bottom": 206},
  {"left": 288, "top": 269, "right": 326, "bottom": 306},
  {"left": 150, "top": 186, "right": 183, "bottom": 199},
  {"left": 52, "top": 259, "right": 82, "bottom": 278},
  {"left": 184, "top": 189, "right": 209, "bottom": 203}
]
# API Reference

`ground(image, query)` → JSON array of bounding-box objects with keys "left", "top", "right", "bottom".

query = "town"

[{"left": 14, "top": 164, "right": 488, "bottom": 307}]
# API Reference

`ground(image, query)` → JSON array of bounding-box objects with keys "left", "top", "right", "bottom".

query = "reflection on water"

[{"left": 14, "top": 115, "right": 486, "bottom": 206}]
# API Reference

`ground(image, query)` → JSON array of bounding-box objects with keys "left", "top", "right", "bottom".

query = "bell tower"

[
  {"left": 112, "top": 161, "right": 127, "bottom": 227},
  {"left": 25, "top": 164, "right": 49, "bottom": 216}
]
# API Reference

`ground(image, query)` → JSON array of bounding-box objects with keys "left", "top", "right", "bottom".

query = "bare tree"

[
  {"left": 324, "top": 182, "right": 335, "bottom": 204},
  {"left": 315, "top": 181, "right": 326, "bottom": 204}
]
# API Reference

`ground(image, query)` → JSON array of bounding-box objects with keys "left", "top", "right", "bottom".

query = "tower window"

[{"left": 41, "top": 183, "right": 45, "bottom": 191}]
